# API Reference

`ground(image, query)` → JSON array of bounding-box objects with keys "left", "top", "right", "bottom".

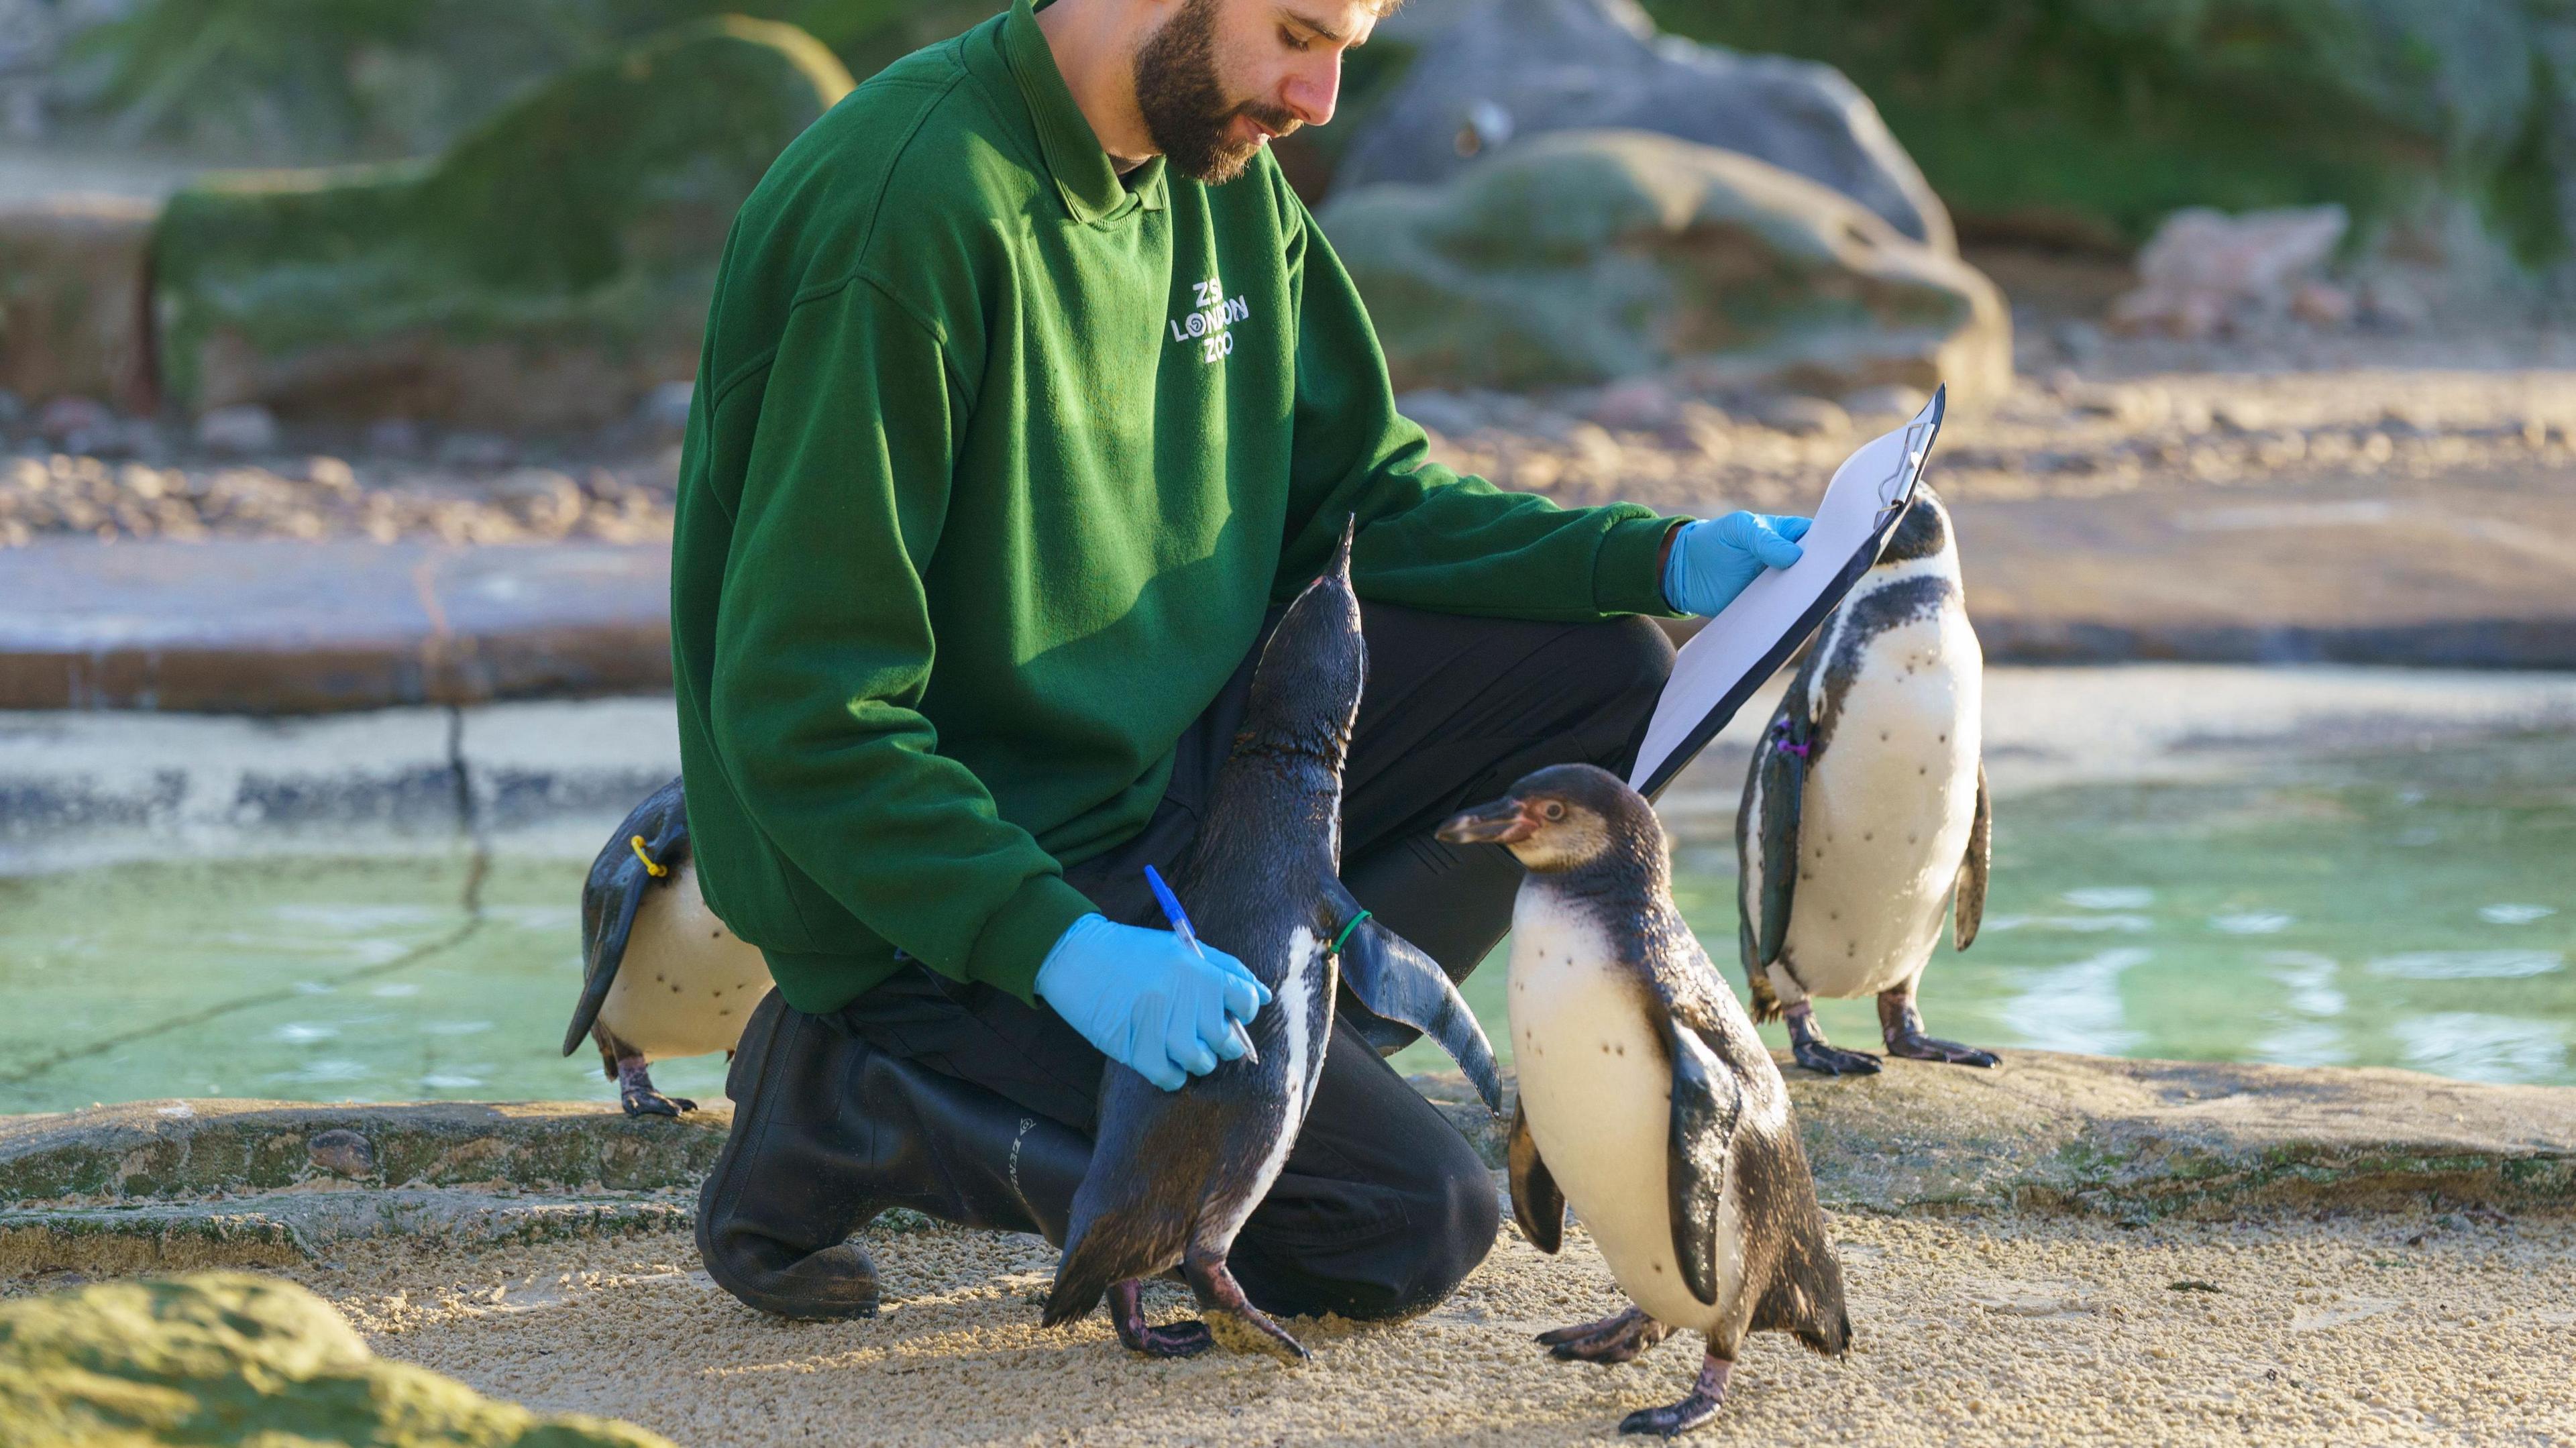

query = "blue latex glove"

[
  {"left": 1662, "top": 512, "right": 1813, "bottom": 616},
  {"left": 1034, "top": 913, "right": 1271, "bottom": 1091}
]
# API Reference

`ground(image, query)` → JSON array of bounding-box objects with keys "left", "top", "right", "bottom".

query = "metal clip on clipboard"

[{"left": 1627, "top": 386, "right": 1947, "bottom": 801}]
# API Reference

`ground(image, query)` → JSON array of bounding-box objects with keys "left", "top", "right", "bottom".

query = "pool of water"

[{"left": 3, "top": 732, "right": 2570, "bottom": 1114}]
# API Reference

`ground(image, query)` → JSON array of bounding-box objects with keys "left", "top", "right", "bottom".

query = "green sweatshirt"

[{"left": 670, "top": 0, "right": 1684, "bottom": 1016}]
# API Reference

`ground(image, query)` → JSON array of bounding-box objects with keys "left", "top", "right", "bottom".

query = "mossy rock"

[
  {"left": 0, "top": 1272, "right": 672, "bottom": 1446},
  {"left": 1321, "top": 128, "right": 2011, "bottom": 402},
  {"left": 152, "top": 17, "right": 855, "bottom": 428},
  {"left": 1640, "top": 0, "right": 2575, "bottom": 266}
]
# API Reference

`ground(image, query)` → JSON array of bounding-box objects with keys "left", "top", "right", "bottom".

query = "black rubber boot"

[{"left": 696, "top": 991, "right": 1093, "bottom": 1320}]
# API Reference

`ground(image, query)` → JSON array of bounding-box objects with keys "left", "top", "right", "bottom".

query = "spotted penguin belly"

[
  {"left": 1509, "top": 897, "right": 1739, "bottom": 1334},
  {"left": 1780, "top": 609, "right": 1981, "bottom": 1001},
  {"left": 596, "top": 862, "right": 772, "bottom": 1060}
]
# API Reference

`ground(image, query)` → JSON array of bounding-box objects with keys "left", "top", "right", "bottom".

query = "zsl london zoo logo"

[{"left": 1171, "top": 275, "right": 1250, "bottom": 364}]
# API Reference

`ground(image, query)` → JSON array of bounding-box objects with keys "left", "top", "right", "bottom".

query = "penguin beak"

[{"left": 1436, "top": 797, "right": 1538, "bottom": 846}]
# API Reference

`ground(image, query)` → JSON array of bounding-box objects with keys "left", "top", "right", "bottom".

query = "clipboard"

[{"left": 1628, "top": 386, "right": 1946, "bottom": 801}]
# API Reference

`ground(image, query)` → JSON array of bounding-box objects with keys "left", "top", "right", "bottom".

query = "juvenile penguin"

[
  {"left": 1440, "top": 763, "right": 1850, "bottom": 1438},
  {"left": 561, "top": 779, "right": 773, "bottom": 1115},
  {"left": 1737, "top": 485, "right": 1997, "bottom": 1076},
  {"left": 1041, "top": 521, "right": 1504, "bottom": 1363}
]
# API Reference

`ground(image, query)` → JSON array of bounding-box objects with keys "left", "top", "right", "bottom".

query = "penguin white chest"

[
  {"left": 597, "top": 862, "right": 773, "bottom": 1060},
  {"left": 1508, "top": 897, "right": 1737, "bottom": 1333},
  {"left": 1782, "top": 604, "right": 1982, "bottom": 1000}
]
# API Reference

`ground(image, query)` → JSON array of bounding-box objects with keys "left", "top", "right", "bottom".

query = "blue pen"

[{"left": 1144, "top": 864, "right": 1259, "bottom": 1066}]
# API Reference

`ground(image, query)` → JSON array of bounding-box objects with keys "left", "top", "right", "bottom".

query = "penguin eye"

[{"left": 1540, "top": 801, "right": 1566, "bottom": 822}]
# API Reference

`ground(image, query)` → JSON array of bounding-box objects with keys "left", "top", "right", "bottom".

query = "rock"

[
  {"left": 1334, "top": 0, "right": 1952, "bottom": 250},
  {"left": 194, "top": 404, "right": 280, "bottom": 455},
  {"left": 306, "top": 1127, "right": 376, "bottom": 1179},
  {"left": 1322, "top": 129, "right": 2012, "bottom": 404},
  {"left": 0, "top": 197, "right": 158, "bottom": 414},
  {"left": 1633, "top": 0, "right": 2573, "bottom": 286},
  {"left": 0, "top": 1273, "right": 674, "bottom": 1445},
  {"left": 2111, "top": 205, "right": 2350, "bottom": 337},
  {"left": 152, "top": 19, "right": 855, "bottom": 429}
]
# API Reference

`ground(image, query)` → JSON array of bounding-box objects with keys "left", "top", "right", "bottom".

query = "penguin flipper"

[
  {"left": 1750, "top": 708, "right": 1808, "bottom": 972},
  {"left": 1332, "top": 903, "right": 1504, "bottom": 1114},
  {"left": 564, "top": 778, "right": 688, "bottom": 1058},
  {"left": 1507, "top": 1099, "right": 1564, "bottom": 1255},
  {"left": 1664, "top": 1017, "right": 1745, "bottom": 1310},
  {"left": 1953, "top": 760, "right": 1991, "bottom": 951}
]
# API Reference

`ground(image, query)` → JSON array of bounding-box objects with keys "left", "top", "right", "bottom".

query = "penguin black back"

[{"left": 1043, "top": 520, "right": 1501, "bottom": 1362}]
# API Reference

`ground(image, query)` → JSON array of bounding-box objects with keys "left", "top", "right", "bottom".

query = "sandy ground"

[{"left": 290, "top": 1201, "right": 2576, "bottom": 1447}]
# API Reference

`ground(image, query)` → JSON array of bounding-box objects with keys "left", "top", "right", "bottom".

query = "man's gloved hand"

[
  {"left": 1034, "top": 913, "right": 1270, "bottom": 1091},
  {"left": 1662, "top": 512, "right": 1813, "bottom": 616}
]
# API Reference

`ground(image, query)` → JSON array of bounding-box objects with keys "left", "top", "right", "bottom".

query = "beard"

[{"left": 1132, "top": 0, "right": 1297, "bottom": 184}]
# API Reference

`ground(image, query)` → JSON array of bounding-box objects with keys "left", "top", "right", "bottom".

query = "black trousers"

[{"left": 837, "top": 601, "right": 1674, "bottom": 1320}]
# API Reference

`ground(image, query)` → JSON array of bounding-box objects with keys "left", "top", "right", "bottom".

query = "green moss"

[
  {"left": 152, "top": 17, "right": 854, "bottom": 414},
  {"left": 73, "top": 0, "right": 964, "bottom": 161}
]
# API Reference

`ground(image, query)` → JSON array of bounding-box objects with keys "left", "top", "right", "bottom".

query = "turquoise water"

[{"left": 3, "top": 734, "right": 2571, "bottom": 1115}]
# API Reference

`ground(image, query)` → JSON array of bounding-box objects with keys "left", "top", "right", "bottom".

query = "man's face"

[{"left": 1133, "top": 0, "right": 1380, "bottom": 184}]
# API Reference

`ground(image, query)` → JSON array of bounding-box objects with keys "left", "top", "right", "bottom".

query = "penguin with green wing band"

[
  {"left": 1441, "top": 764, "right": 1849, "bottom": 1437},
  {"left": 1737, "top": 487, "right": 1997, "bottom": 1076}
]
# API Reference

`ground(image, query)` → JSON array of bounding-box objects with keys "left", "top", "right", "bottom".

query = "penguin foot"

[
  {"left": 1619, "top": 1353, "right": 1732, "bottom": 1438},
  {"left": 615, "top": 1058, "right": 697, "bottom": 1116},
  {"left": 1538, "top": 1306, "right": 1672, "bottom": 1364},
  {"left": 1884, "top": 1031, "right": 2000, "bottom": 1068},
  {"left": 1186, "top": 1249, "right": 1310, "bottom": 1364},
  {"left": 1205, "top": 1302, "right": 1310, "bottom": 1364},
  {"left": 1789, "top": 1040, "right": 1883, "bottom": 1076},
  {"left": 1108, "top": 1278, "right": 1214, "bottom": 1359}
]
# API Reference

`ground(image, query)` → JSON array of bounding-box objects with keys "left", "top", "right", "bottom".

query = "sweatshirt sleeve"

[
  {"left": 1275, "top": 189, "right": 1688, "bottom": 620},
  {"left": 706, "top": 276, "right": 1096, "bottom": 1004}
]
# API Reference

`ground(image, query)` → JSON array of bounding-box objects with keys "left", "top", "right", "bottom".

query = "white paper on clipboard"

[{"left": 1628, "top": 386, "right": 1947, "bottom": 800}]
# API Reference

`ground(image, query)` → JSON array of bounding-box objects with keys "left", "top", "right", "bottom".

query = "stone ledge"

[
  {"left": 1416, "top": 1050, "right": 2576, "bottom": 1217},
  {"left": 6, "top": 1051, "right": 2571, "bottom": 1280},
  {"left": 0, "top": 1097, "right": 729, "bottom": 1204},
  {"left": 0, "top": 540, "right": 670, "bottom": 712}
]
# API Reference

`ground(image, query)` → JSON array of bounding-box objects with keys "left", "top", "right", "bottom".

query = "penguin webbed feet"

[
  {"left": 1619, "top": 1352, "right": 1733, "bottom": 1438},
  {"left": 1538, "top": 1305, "right": 1672, "bottom": 1364},
  {"left": 1882, "top": 1031, "right": 2001, "bottom": 1068},
  {"left": 614, "top": 1056, "right": 698, "bottom": 1117},
  {"left": 1782, "top": 1006, "right": 1881, "bottom": 1077},
  {"left": 1876, "top": 992, "right": 2000, "bottom": 1068},
  {"left": 1185, "top": 1246, "right": 1311, "bottom": 1364},
  {"left": 1108, "top": 1278, "right": 1214, "bottom": 1359}
]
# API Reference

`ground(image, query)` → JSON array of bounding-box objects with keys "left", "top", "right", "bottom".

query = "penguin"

[
  {"left": 1737, "top": 484, "right": 1996, "bottom": 1076},
  {"left": 1041, "top": 520, "right": 1505, "bottom": 1363},
  {"left": 561, "top": 778, "right": 773, "bottom": 1116},
  {"left": 1438, "top": 763, "right": 1849, "bottom": 1438}
]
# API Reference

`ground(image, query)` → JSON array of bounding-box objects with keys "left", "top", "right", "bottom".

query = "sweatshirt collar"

[{"left": 1002, "top": 0, "right": 1167, "bottom": 225}]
